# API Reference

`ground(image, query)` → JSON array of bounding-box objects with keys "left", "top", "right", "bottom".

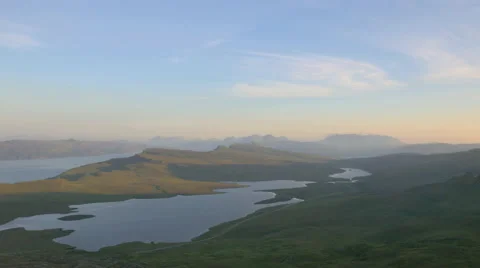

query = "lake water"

[
  {"left": 0, "top": 180, "right": 311, "bottom": 251},
  {"left": 328, "top": 168, "right": 371, "bottom": 183},
  {"left": 0, "top": 153, "right": 137, "bottom": 183}
]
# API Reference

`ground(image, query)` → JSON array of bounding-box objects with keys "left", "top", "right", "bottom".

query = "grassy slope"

[
  {"left": 4, "top": 176, "right": 480, "bottom": 267},
  {"left": 123, "top": 175, "right": 480, "bottom": 267},
  {"left": 336, "top": 149, "right": 480, "bottom": 191}
]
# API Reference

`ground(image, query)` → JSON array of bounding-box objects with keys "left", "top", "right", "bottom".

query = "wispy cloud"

[
  {"left": 0, "top": 20, "right": 40, "bottom": 49},
  {"left": 402, "top": 40, "right": 480, "bottom": 82},
  {"left": 233, "top": 51, "right": 403, "bottom": 98},
  {"left": 204, "top": 38, "right": 226, "bottom": 48},
  {"left": 387, "top": 26, "right": 480, "bottom": 83}
]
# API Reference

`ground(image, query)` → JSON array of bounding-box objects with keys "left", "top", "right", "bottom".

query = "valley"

[{"left": 1, "top": 146, "right": 480, "bottom": 267}]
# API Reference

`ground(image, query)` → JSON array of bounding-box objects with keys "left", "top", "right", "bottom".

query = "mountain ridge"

[{"left": 148, "top": 134, "right": 480, "bottom": 159}]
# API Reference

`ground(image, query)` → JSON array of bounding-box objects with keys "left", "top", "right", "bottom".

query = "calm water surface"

[
  {"left": 328, "top": 168, "right": 371, "bottom": 183},
  {"left": 0, "top": 153, "right": 137, "bottom": 183},
  {"left": 0, "top": 180, "right": 311, "bottom": 251}
]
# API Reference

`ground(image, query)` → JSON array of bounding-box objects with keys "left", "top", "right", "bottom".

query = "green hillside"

[
  {"left": 336, "top": 149, "right": 480, "bottom": 191},
  {"left": 2, "top": 148, "right": 480, "bottom": 267},
  {"left": 3, "top": 173, "right": 480, "bottom": 267},
  {"left": 132, "top": 177, "right": 480, "bottom": 268}
]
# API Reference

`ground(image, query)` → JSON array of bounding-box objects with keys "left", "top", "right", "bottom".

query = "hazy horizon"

[
  {"left": 2, "top": 132, "right": 480, "bottom": 145},
  {"left": 2, "top": 1, "right": 479, "bottom": 144}
]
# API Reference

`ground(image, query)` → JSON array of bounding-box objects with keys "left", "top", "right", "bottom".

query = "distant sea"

[{"left": 0, "top": 153, "right": 137, "bottom": 183}]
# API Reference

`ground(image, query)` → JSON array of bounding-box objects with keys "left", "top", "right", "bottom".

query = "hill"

[
  {"left": 447, "top": 172, "right": 480, "bottom": 184},
  {"left": 0, "top": 139, "right": 145, "bottom": 161},
  {"left": 323, "top": 134, "right": 404, "bottom": 148},
  {"left": 0, "top": 144, "right": 330, "bottom": 224},
  {"left": 392, "top": 143, "right": 480, "bottom": 155},
  {"left": 0, "top": 144, "right": 326, "bottom": 194},
  {"left": 139, "top": 175, "right": 480, "bottom": 268},
  {"left": 0, "top": 144, "right": 326, "bottom": 195},
  {"left": 337, "top": 149, "right": 480, "bottom": 191},
  {"left": 148, "top": 135, "right": 290, "bottom": 152}
]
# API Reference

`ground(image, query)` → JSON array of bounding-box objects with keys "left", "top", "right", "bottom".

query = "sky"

[{"left": 1, "top": 0, "right": 479, "bottom": 143}]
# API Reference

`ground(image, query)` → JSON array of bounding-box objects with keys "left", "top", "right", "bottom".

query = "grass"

[
  {"left": 168, "top": 162, "right": 339, "bottom": 182},
  {"left": 0, "top": 164, "right": 239, "bottom": 195},
  {"left": 337, "top": 149, "right": 480, "bottom": 191},
  {"left": 0, "top": 228, "right": 72, "bottom": 254},
  {"left": 4, "top": 178, "right": 480, "bottom": 267},
  {"left": 122, "top": 180, "right": 480, "bottom": 267}
]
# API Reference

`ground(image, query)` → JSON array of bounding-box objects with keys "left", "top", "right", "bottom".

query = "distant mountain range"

[
  {"left": 3, "top": 134, "right": 479, "bottom": 161},
  {"left": 148, "top": 134, "right": 480, "bottom": 159},
  {"left": 0, "top": 139, "right": 145, "bottom": 161}
]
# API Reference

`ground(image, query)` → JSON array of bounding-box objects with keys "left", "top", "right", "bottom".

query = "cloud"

[
  {"left": 0, "top": 20, "right": 40, "bottom": 49},
  {"left": 400, "top": 39, "right": 480, "bottom": 82},
  {"left": 233, "top": 51, "right": 403, "bottom": 98},
  {"left": 388, "top": 26, "right": 480, "bottom": 83},
  {"left": 204, "top": 39, "right": 226, "bottom": 48},
  {"left": 421, "top": 49, "right": 480, "bottom": 81}
]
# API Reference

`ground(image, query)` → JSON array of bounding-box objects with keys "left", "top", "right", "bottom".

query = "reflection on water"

[
  {"left": 328, "top": 168, "right": 371, "bottom": 183},
  {"left": 0, "top": 153, "right": 137, "bottom": 183},
  {"left": 0, "top": 180, "right": 312, "bottom": 251}
]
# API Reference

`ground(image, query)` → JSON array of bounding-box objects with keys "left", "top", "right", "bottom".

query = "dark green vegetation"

[
  {"left": 4, "top": 175, "right": 480, "bottom": 267},
  {"left": 0, "top": 228, "right": 73, "bottom": 254},
  {"left": 112, "top": 173, "right": 480, "bottom": 267},
  {"left": 169, "top": 163, "right": 338, "bottom": 182},
  {"left": 0, "top": 139, "right": 144, "bottom": 160},
  {"left": 58, "top": 214, "right": 94, "bottom": 221},
  {"left": 338, "top": 149, "right": 480, "bottom": 191},
  {"left": 0, "top": 229, "right": 146, "bottom": 268},
  {"left": 1, "top": 147, "right": 480, "bottom": 267},
  {"left": 169, "top": 148, "right": 480, "bottom": 192}
]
